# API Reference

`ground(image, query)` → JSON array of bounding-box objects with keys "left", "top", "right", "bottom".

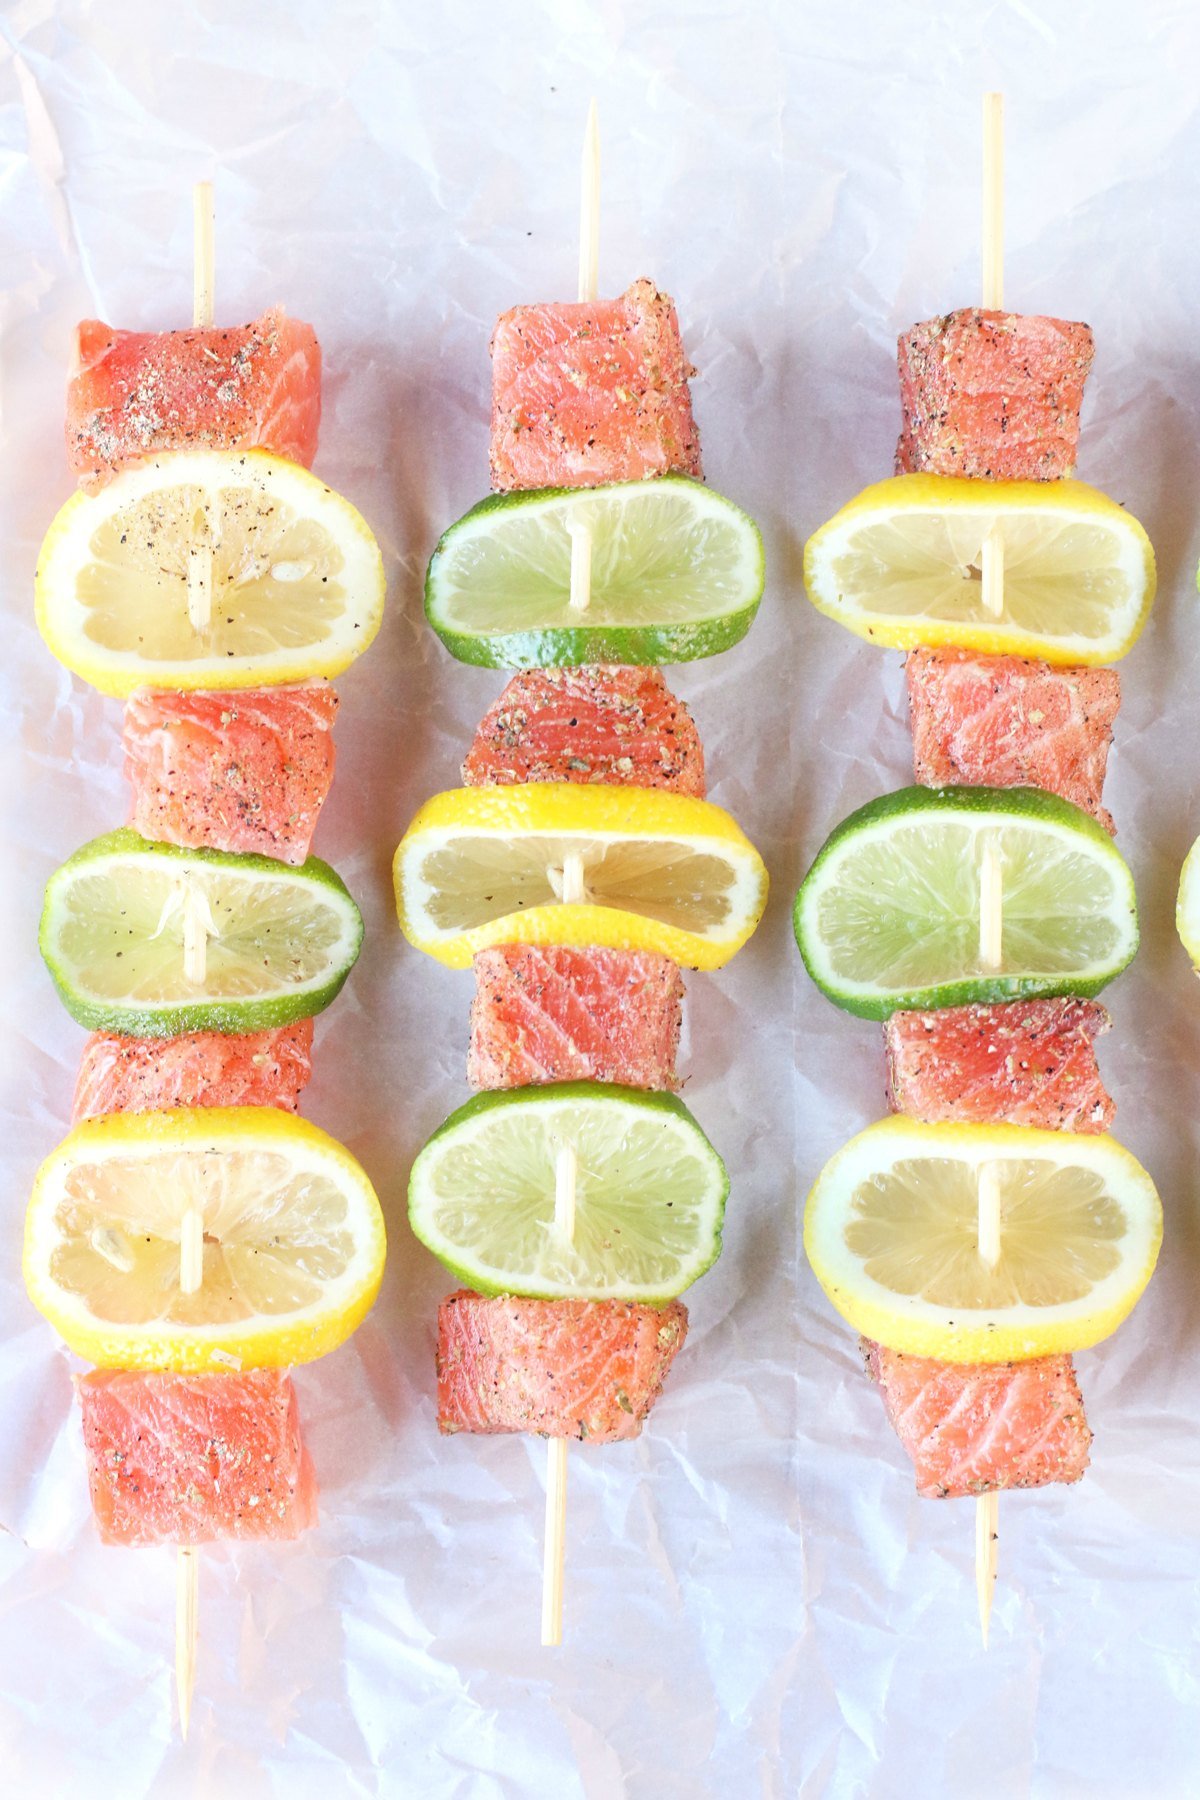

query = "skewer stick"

[
  {"left": 189, "top": 183, "right": 216, "bottom": 634},
  {"left": 979, "top": 97, "right": 1005, "bottom": 623},
  {"left": 974, "top": 93, "right": 1006, "bottom": 1647},
  {"left": 193, "top": 181, "right": 215, "bottom": 329},
  {"left": 981, "top": 95, "right": 1004, "bottom": 310},
  {"left": 569, "top": 103, "right": 600, "bottom": 615},
  {"left": 541, "top": 843, "right": 588, "bottom": 1644},
  {"left": 175, "top": 1198, "right": 205, "bottom": 1735},
  {"left": 172, "top": 180, "right": 218, "bottom": 1736},
  {"left": 180, "top": 882, "right": 213, "bottom": 986}
]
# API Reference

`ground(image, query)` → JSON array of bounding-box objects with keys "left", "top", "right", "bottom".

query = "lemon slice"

[
  {"left": 804, "top": 1116, "right": 1161, "bottom": 1362},
  {"left": 1176, "top": 835, "right": 1200, "bottom": 966},
  {"left": 393, "top": 783, "right": 769, "bottom": 971},
  {"left": 36, "top": 449, "right": 385, "bottom": 696},
  {"left": 804, "top": 474, "right": 1155, "bottom": 665},
  {"left": 24, "top": 1108, "right": 386, "bottom": 1371}
]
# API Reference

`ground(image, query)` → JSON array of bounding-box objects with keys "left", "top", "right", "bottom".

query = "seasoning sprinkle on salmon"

[
  {"left": 896, "top": 308, "right": 1094, "bottom": 482},
  {"left": 67, "top": 307, "right": 321, "bottom": 488},
  {"left": 907, "top": 647, "right": 1119, "bottom": 831},
  {"left": 77, "top": 1368, "right": 318, "bottom": 1545},
  {"left": 437, "top": 1292, "right": 688, "bottom": 1442},
  {"left": 72, "top": 1019, "right": 315, "bottom": 1123},
  {"left": 862, "top": 1340, "right": 1092, "bottom": 1499},
  {"left": 490, "top": 279, "right": 701, "bottom": 491},
  {"left": 462, "top": 665, "right": 705, "bottom": 795},
  {"left": 123, "top": 682, "right": 338, "bottom": 864},
  {"left": 468, "top": 945, "right": 684, "bottom": 1091},
  {"left": 885, "top": 997, "right": 1114, "bottom": 1133}
]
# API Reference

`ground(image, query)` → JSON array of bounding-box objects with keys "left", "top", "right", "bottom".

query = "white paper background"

[{"left": 3, "top": 2, "right": 1200, "bottom": 1794}]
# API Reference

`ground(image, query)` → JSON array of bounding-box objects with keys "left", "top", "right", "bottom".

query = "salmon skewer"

[{"left": 53, "top": 184, "right": 350, "bottom": 1737}]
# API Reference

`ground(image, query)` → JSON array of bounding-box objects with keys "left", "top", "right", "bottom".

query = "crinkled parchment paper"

[{"left": 3, "top": 2, "right": 1200, "bottom": 1794}]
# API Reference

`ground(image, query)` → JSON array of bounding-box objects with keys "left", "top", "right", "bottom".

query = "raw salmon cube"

[
  {"left": 66, "top": 307, "right": 321, "bottom": 486},
  {"left": 863, "top": 1340, "right": 1092, "bottom": 1498},
  {"left": 468, "top": 945, "right": 684, "bottom": 1091},
  {"left": 77, "top": 1369, "right": 318, "bottom": 1545},
  {"left": 123, "top": 682, "right": 338, "bottom": 864},
  {"left": 907, "top": 648, "right": 1119, "bottom": 831},
  {"left": 437, "top": 1291, "right": 688, "bottom": 1442},
  {"left": 462, "top": 665, "right": 705, "bottom": 795},
  {"left": 490, "top": 279, "right": 701, "bottom": 490},
  {"left": 72, "top": 1020, "right": 314, "bottom": 1123},
  {"left": 895, "top": 308, "right": 1094, "bottom": 480},
  {"left": 885, "top": 998, "right": 1114, "bottom": 1133}
]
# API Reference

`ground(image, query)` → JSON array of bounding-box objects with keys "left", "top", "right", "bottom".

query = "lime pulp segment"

[
  {"left": 40, "top": 828, "right": 363, "bottom": 1035},
  {"left": 425, "top": 476, "right": 765, "bottom": 667},
  {"left": 408, "top": 1082, "right": 729, "bottom": 1303},
  {"left": 794, "top": 785, "right": 1138, "bottom": 1018}
]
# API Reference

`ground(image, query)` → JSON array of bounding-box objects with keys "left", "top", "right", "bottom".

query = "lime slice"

[
  {"left": 804, "top": 474, "right": 1155, "bottom": 665},
  {"left": 425, "top": 476, "right": 764, "bottom": 667},
  {"left": 24, "top": 1107, "right": 386, "bottom": 1371},
  {"left": 804, "top": 1116, "right": 1161, "bottom": 1361},
  {"left": 794, "top": 785, "right": 1137, "bottom": 1018},
  {"left": 40, "top": 828, "right": 363, "bottom": 1035},
  {"left": 393, "top": 783, "right": 769, "bottom": 971},
  {"left": 36, "top": 449, "right": 385, "bottom": 696},
  {"left": 408, "top": 1082, "right": 728, "bottom": 1303}
]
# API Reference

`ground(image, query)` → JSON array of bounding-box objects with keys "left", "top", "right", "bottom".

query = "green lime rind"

[
  {"left": 793, "top": 784, "right": 1139, "bottom": 1021},
  {"left": 425, "top": 475, "right": 765, "bottom": 668},
  {"left": 39, "top": 827, "right": 364, "bottom": 1036},
  {"left": 408, "top": 1080, "right": 729, "bottom": 1303}
]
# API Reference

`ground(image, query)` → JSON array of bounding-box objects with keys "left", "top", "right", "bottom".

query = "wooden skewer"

[
  {"left": 193, "top": 181, "right": 215, "bottom": 330},
  {"left": 541, "top": 106, "right": 601, "bottom": 1645},
  {"left": 176, "top": 1198, "right": 205, "bottom": 1736},
  {"left": 974, "top": 91, "right": 1006, "bottom": 1649},
  {"left": 979, "top": 96, "right": 1005, "bottom": 622},
  {"left": 189, "top": 182, "right": 216, "bottom": 635},
  {"left": 975, "top": 827, "right": 1004, "bottom": 1646},
  {"left": 173, "top": 179, "right": 217, "bottom": 1738},
  {"left": 569, "top": 102, "right": 600, "bottom": 615},
  {"left": 542, "top": 845, "right": 587, "bottom": 1645}
]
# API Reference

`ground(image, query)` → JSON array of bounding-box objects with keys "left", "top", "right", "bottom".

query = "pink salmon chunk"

[
  {"left": 863, "top": 1341, "right": 1092, "bottom": 1499},
  {"left": 490, "top": 279, "right": 701, "bottom": 490},
  {"left": 123, "top": 682, "right": 338, "bottom": 864},
  {"left": 462, "top": 665, "right": 706, "bottom": 796},
  {"left": 66, "top": 307, "right": 321, "bottom": 486},
  {"left": 907, "top": 648, "right": 1119, "bottom": 832},
  {"left": 72, "top": 1020, "right": 315, "bottom": 1124},
  {"left": 76, "top": 1368, "right": 318, "bottom": 1545},
  {"left": 468, "top": 945, "right": 684, "bottom": 1091},
  {"left": 436, "top": 1292, "right": 688, "bottom": 1442},
  {"left": 884, "top": 998, "right": 1114, "bottom": 1134},
  {"left": 895, "top": 308, "right": 1094, "bottom": 480}
]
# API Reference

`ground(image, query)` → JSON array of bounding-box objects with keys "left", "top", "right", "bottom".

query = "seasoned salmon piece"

[
  {"left": 895, "top": 308, "right": 1094, "bottom": 481},
  {"left": 468, "top": 945, "right": 684, "bottom": 1090},
  {"left": 907, "top": 648, "right": 1119, "bottom": 831},
  {"left": 863, "top": 1340, "right": 1091, "bottom": 1498},
  {"left": 77, "top": 1368, "right": 318, "bottom": 1545},
  {"left": 72, "top": 1020, "right": 314, "bottom": 1123},
  {"left": 66, "top": 307, "right": 321, "bottom": 486},
  {"left": 490, "top": 278, "right": 701, "bottom": 490},
  {"left": 437, "top": 1291, "right": 688, "bottom": 1442},
  {"left": 462, "top": 665, "right": 705, "bottom": 795},
  {"left": 123, "top": 682, "right": 338, "bottom": 863},
  {"left": 884, "top": 997, "right": 1114, "bottom": 1133}
]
